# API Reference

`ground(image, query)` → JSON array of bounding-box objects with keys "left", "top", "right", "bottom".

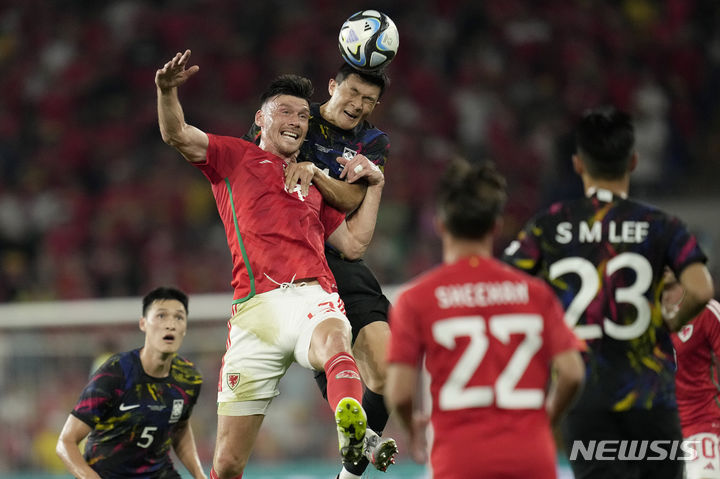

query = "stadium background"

[{"left": 1, "top": 0, "right": 719, "bottom": 477}]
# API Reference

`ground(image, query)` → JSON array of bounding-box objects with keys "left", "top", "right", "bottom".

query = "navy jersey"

[
  {"left": 71, "top": 349, "right": 202, "bottom": 478},
  {"left": 245, "top": 102, "right": 389, "bottom": 178},
  {"left": 502, "top": 188, "right": 707, "bottom": 411}
]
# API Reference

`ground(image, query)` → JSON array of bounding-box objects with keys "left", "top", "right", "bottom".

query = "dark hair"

[
  {"left": 335, "top": 63, "right": 390, "bottom": 99},
  {"left": 575, "top": 106, "right": 635, "bottom": 180},
  {"left": 142, "top": 286, "right": 189, "bottom": 316},
  {"left": 436, "top": 159, "right": 507, "bottom": 240},
  {"left": 260, "top": 74, "right": 314, "bottom": 106}
]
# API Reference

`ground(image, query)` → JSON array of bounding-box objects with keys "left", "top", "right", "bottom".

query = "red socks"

[
  {"left": 324, "top": 352, "right": 363, "bottom": 411},
  {"left": 210, "top": 468, "right": 242, "bottom": 479}
]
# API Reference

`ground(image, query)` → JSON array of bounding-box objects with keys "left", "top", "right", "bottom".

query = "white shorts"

[
  {"left": 684, "top": 433, "right": 720, "bottom": 479},
  {"left": 217, "top": 285, "right": 349, "bottom": 416}
]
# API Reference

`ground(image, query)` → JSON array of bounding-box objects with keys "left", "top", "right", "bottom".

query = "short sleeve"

[
  {"left": 701, "top": 301, "right": 720, "bottom": 360},
  {"left": 665, "top": 216, "right": 708, "bottom": 276},
  {"left": 387, "top": 288, "right": 424, "bottom": 366},
  {"left": 70, "top": 355, "right": 124, "bottom": 427},
  {"left": 196, "top": 134, "right": 251, "bottom": 183},
  {"left": 361, "top": 130, "right": 390, "bottom": 171},
  {"left": 502, "top": 213, "right": 546, "bottom": 276},
  {"left": 320, "top": 202, "right": 345, "bottom": 239}
]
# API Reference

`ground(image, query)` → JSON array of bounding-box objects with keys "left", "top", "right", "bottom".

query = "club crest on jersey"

[
  {"left": 169, "top": 399, "right": 184, "bottom": 423},
  {"left": 678, "top": 324, "right": 694, "bottom": 342},
  {"left": 335, "top": 369, "right": 361, "bottom": 380},
  {"left": 227, "top": 373, "right": 241, "bottom": 390},
  {"left": 342, "top": 147, "right": 357, "bottom": 161}
]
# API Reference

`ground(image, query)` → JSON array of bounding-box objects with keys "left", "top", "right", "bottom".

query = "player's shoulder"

[
  {"left": 395, "top": 263, "right": 447, "bottom": 300},
  {"left": 208, "top": 132, "right": 257, "bottom": 151},
  {"left": 487, "top": 257, "right": 556, "bottom": 294},
  {"left": 87, "top": 350, "right": 135, "bottom": 387},
  {"left": 524, "top": 199, "right": 578, "bottom": 225},
  {"left": 171, "top": 354, "right": 203, "bottom": 384},
  {"left": 622, "top": 195, "right": 672, "bottom": 217},
  {"left": 357, "top": 119, "right": 388, "bottom": 145},
  {"left": 700, "top": 299, "right": 720, "bottom": 323}
]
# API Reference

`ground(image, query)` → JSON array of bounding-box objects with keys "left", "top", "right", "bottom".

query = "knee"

[
  {"left": 312, "top": 319, "right": 352, "bottom": 359},
  {"left": 213, "top": 453, "right": 247, "bottom": 479}
]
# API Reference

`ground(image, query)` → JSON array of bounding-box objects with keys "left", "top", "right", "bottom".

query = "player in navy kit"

[
  {"left": 502, "top": 107, "right": 714, "bottom": 479},
  {"left": 246, "top": 63, "right": 395, "bottom": 479},
  {"left": 56, "top": 287, "right": 205, "bottom": 479}
]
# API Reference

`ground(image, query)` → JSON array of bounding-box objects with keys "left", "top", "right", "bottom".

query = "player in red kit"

[
  {"left": 664, "top": 270, "right": 720, "bottom": 479},
  {"left": 385, "top": 160, "right": 585, "bottom": 479},
  {"left": 156, "top": 50, "right": 394, "bottom": 479}
]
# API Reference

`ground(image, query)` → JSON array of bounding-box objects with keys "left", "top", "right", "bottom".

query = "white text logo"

[{"left": 569, "top": 440, "right": 699, "bottom": 461}]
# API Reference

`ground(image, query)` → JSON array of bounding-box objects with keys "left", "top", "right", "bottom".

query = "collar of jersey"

[{"left": 586, "top": 187, "right": 627, "bottom": 202}]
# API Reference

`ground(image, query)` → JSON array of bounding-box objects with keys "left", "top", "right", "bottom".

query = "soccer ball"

[{"left": 338, "top": 10, "right": 399, "bottom": 72}]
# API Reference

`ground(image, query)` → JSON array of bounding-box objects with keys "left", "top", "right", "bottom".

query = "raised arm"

[
  {"left": 325, "top": 156, "right": 384, "bottom": 259},
  {"left": 156, "top": 50, "right": 209, "bottom": 163},
  {"left": 665, "top": 262, "right": 715, "bottom": 332}
]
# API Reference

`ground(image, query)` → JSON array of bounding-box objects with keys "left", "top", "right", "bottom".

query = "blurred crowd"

[{"left": 1, "top": 0, "right": 720, "bottom": 301}]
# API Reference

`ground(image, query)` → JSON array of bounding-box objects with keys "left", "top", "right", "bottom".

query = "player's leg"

[
  {"left": 562, "top": 410, "right": 633, "bottom": 479},
  {"left": 349, "top": 320, "right": 398, "bottom": 473},
  {"left": 211, "top": 413, "right": 264, "bottom": 479},
  {"left": 683, "top": 432, "right": 720, "bottom": 479},
  {"left": 292, "top": 287, "right": 366, "bottom": 465},
  {"left": 620, "top": 409, "right": 684, "bottom": 479},
  {"left": 353, "top": 319, "right": 390, "bottom": 424},
  {"left": 213, "top": 295, "right": 289, "bottom": 478},
  {"left": 307, "top": 315, "right": 367, "bottom": 465}
]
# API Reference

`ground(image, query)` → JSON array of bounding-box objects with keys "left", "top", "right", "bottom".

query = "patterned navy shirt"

[
  {"left": 502, "top": 188, "right": 707, "bottom": 411},
  {"left": 71, "top": 348, "right": 202, "bottom": 478}
]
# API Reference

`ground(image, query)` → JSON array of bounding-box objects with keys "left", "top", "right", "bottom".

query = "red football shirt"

[
  {"left": 195, "top": 134, "right": 345, "bottom": 302},
  {"left": 672, "top": 299, "right": 720, "bottom": 438},
  {"left": 388, "top": 255, "right": 581, "bottom": 479}
]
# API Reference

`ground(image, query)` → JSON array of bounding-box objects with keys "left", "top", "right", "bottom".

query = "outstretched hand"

[{"left": 155, "top": 49, "right": 199, "bottom": 91}]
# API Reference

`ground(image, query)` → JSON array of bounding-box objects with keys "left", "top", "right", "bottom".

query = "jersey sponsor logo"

[
  {"left": 335, "top": 369, "right": 361, "bottom": 380},
  {"left": 169, "top": 399, "right": 184, "bottom": 424},
  {"left": 118, "top": 403, "right": 140, "bottom": 411},
  {"left": 227, "top": 372, "right": 241, "bottom": 390},
  {"left": 678, "top": 324, "right": 694, "bottom": 342},
  {"left": 314, "top": 143, "right": 333, "bottom": 154},
  {"left": 342, "top": 147, "right": 357, "bottom": 161}
]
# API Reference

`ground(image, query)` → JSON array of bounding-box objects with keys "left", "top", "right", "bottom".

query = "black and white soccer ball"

[{"left": 338, "top": 10, "right": 399, "bottom": 72}]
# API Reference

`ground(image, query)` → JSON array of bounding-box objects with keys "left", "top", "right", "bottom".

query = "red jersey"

[
  {"left": 195, "top": 134, "right": 345, "bottom": 302},
  {"left": 388, "top": 255, "right": 581, "bottom": 479},
  {"left": 672, "top": 299, "right": 720, "bottom": 438}
]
